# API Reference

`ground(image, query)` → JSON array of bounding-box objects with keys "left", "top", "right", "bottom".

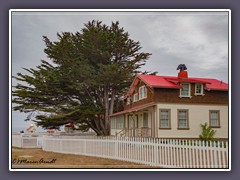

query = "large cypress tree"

[{"left": 12, "top": 20, "right": 151, "bottom": 135}]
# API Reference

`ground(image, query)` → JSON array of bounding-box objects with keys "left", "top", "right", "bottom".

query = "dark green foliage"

[
  {"left": 199, "top": 123, "right": 217, "bottom": 141},
  {"left": 12, "top": 20, "right": 151, "bottom": 135}
]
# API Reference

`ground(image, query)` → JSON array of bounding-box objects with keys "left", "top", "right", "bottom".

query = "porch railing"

[
  {"left": 115, "top": 128, "right": 127, "bottom": 137},
  {"left": 117, "top": 128, "right": 151, "bottom": 137}
]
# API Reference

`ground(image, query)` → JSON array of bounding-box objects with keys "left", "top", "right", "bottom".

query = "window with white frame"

[
  {"left": 133, "top": 93, "right": 138, "bottom": 102},
  {"left": 111, "top": 117, "right": 116, "bottom": 129},
  {"left": 116, "top": 115, "right": 124, "bottom": 129},
  {"left": 178, "top": 110, "right": 189, "bottom": 129},
  {"left": 159, "top": 109, "right": 171, "bottom": 129},
  {"left": 195, "top": 84, "right": 203, "bottom": 95},
  {"left": 139, "top": 86, "right": 147, "bottom": 100},
  {"left": 180, "top": 83, "right": 191, "bottom": 97},
  {"left": 209, "top": 110, "right": 220, "bottom": 127}
]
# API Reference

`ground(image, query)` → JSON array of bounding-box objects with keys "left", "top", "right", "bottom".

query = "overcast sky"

[{"left": 11, "top": 10, "right": 229, "bottom": 132}]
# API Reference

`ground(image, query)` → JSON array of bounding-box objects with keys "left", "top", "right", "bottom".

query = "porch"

[{"left": 110, "top": 103, "right": 157, "bottom": 138}]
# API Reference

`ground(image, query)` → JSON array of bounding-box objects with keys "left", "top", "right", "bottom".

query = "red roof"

[
  {"left": 132, "top": 74, "right": 228, "bottom": 91},
  {"left": 137, "top": 74, "right": 181, "bottom": 89}
]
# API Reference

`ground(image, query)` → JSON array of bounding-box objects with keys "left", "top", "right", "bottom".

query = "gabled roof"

[
  {"left": 127, "top": 74, "right": 228, "bottom": 95},
  {"left": 137, "top": 74, "right": 181, "bottom": 89}
]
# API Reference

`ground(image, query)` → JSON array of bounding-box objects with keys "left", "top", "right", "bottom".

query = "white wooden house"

[{"left": 110, "top": 67, "right": 228, "bottom": 140}]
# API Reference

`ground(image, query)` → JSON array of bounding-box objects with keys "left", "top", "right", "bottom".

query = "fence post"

[
  {"left": 213, "top": 141, "right": 217, "bottom": 168},
  {"left": 154, "top": 138, "right": 157, "bottom": 166},
  {"left": 209, "top": 141, "right": 214, "bottom": 168},
  {"left": 167, "top": 139, "right": 170, "bottom": 167},
  {"left": 115, "top": 136, "right": 118, "bottom": 160},
  {"left": 217, "top": 141, "right": 221, "bottom": 168},
  {"left": 169, "top": 139, "right": 173, "bottom": 167}
]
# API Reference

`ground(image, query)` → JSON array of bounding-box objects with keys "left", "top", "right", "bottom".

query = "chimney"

[{"left": 177, "top": 64, "right": 188, "bottom": 79}]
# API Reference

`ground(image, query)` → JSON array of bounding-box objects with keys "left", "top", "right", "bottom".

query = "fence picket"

[
  {"left": 213, "top": 141, "right": 218, "bottom": 168},
  {"left": 179, "top": 140, "right": 182, "bottom": 167},
  {"left": 202, "top": 141, "right": 206, "bottom": 168},
  {"left": 186, "top": 140, "right": 189, "bottom": 168},
  {"left": 176, "top": 139, "right": 179, "bottom": 167},
  {"left": 219, "top": 141, "right": 222, "bottom": 168}
]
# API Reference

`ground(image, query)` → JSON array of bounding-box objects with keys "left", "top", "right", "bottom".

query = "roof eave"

[
  {"left": 110, "top": 102, "right": 157, "bottom": 117},
  {"left": 205, "top": 88, "right": 228, "bottom": 91},
  {"left": 153, "top": 86, "right": 181, "bottom": 89}
]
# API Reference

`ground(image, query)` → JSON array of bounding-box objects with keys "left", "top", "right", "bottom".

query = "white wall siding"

[{"left": 156, "top": 103, "right": 228, "bottom": 139}]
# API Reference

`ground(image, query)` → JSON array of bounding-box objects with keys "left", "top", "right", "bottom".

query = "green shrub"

[{"left": 199, "top": 122, "right": 217, "bottom": 141}]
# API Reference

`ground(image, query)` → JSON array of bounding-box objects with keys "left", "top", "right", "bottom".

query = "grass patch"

[{"left": 11, "top": 148, "right": 154, "bottom": 169}]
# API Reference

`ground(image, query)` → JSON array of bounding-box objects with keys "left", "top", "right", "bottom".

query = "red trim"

[
  {"left": 110, "top": 102, "right": 156, "bottom": 117},
  {"left": 152, "top": 85, "right": 182, "bottom": 89}
]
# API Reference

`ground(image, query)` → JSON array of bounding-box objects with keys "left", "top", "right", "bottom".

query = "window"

[
  {"left": 116, "top": 115, "right": 124, "bottom": 129},
  {"left": 128, "top": 115, "right": 138, "bottom": 128},
  {"left": 143, "top": 112, "right": 148, "bottom": 127},
  {"left": 133, "top": 93, "right": 138, "bottom": 102},
  {"left": 178, "top": 110, "right": 189, "bottom": 129},
  {"left": 195, "top": 84, "right": 203, "bottom": 95},
  {"left": 209, "top": 111, "right": 220, "bottom": 127},
  {"left": 159, "top": 109, "right": 171, "bottom": 129},
  {"left": 180, "top": 83, "right": 190, "bottom": 97},
  {"left": 139, "top": 86, "right": 147, "bottom": 100},
  {"left": 111, "top": 117, "right": 116, "bottom": 129}
]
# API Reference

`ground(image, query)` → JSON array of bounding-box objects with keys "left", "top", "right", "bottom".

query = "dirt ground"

[{"left": 11, "top": 147, "right": 155, "bottom": 169}]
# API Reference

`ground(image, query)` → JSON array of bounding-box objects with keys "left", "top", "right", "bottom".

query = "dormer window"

[
  {"left": 180, "top": 83, "right": 191, "bottom": 97},
  {"left": 195, "top": 84, "right": 204, "bottom": 95},
  {"left": 139, "top": 86, "right": 147, "bottom": 100},
  {"left": 133, "top": 93, "right": 138, "bottom": 102}
]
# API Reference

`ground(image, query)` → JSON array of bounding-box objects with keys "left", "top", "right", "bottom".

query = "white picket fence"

[
  {"left": 42, "top": 136, "right": 228, "bottom": 168},
  {"left": 12, "top": 134, "right": 43, "bottom": 148}
]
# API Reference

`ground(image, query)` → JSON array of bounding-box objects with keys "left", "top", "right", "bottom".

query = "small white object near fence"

[{"left": 42, "top": 136, "right": 228, "bottom": 168}]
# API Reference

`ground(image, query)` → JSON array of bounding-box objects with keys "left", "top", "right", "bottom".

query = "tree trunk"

[
  {"left": 104, "top": 84, "right": 109, "bottom": 129},
  {"left": 109, "top": 90, "right": 115, "bottom": 115}
]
